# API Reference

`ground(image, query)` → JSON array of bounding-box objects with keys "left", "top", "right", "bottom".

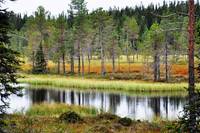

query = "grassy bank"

[
  {"left": 5, "top": 102, "right": 174, "bottom": 133},
  {"left": 4, "top": 103, "right": 180, "bottom": 132},
  {"left": 25, "top": 103, "right": 98, "bottom": 117},
  {"left": 4, "top": 114, "right": 172, "bottom": 133},
  {"left": 19, "top": 74, "right": 199, "bottom": 92}
]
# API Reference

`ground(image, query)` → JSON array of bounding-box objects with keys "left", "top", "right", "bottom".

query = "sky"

[{"left": 2, "top": 0, "right": 187, "bottom": 16}]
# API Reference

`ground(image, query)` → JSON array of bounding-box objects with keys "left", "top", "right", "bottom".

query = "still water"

[{"left": 8, "top": 88, "right": 187, "bottom": 121}]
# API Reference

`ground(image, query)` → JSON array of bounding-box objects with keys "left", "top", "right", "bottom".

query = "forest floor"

[
  {"left": 3, "top": 104, "right": 174, "bottom": 133},
  {"left": 21, "top": 60, "right": 189, "bottom": 80}
]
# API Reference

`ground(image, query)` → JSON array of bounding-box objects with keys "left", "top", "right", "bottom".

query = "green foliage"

[
  {"left": 148, "top": 23, "right": 164, "bottom": 45},
  {"left": 176, "top": 91, "right": 200, "bottom": 132},
  {"left": 0, "top": 1, "right": 22, "bottom": 132},
  {"left": 0, "top": 2, "right": 22, "bottom": 114},
  {"left": 124, "top": 17, "right": 139, "bottom": 36},
  {"left": 32, "top": 43, "right": 47, "bottom": 73}
]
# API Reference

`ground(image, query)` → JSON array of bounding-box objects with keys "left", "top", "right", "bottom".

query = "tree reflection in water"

[{"left": 14, "top": 88, "right": 187, "bottom": 121}]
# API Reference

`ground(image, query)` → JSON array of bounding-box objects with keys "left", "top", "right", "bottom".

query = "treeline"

[{"left": 9, "top": 0, "right": 200, "bottom": 81}]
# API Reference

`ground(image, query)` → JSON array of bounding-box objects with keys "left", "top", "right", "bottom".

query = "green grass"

[
  {"left": 25, "top": 103, "right": 98, "bottom": 117},
  {"left": 18, "top": 74, "right": 199, "bottom": 92}
]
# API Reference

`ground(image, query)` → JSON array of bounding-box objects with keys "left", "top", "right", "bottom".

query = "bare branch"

[{"left": 150, "top": 12, "right": 177, "bottom": 18}]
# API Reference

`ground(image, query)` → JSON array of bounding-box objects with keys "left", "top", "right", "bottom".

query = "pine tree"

[{"left": 32, "top": 42, "right": 47, "bottom": 73}]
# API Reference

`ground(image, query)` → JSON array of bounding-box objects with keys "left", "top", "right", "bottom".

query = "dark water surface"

[{"left": 8, "top": 87, "right": 187, "bottom": 121}]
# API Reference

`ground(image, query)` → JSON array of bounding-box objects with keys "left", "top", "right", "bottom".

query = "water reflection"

[{"left": 8, "top": 88, "right": 186, "bottom": 121}]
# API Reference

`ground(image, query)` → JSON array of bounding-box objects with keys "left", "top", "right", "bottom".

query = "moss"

[
  {"left": 118, "top": 117, "right": 132, "bottom": 126},
  {"left": 59, "top": 111, "right": 82, "bottom": 123},
  {"left": 88, "top": 125, "right": 114, "bottom": 133},
  {"left": 97, "top": 113, "right": 120, "bottom": 121}
]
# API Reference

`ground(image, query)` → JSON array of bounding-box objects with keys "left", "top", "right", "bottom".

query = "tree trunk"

[
  {"left": 153, "top": 42, "right": 160, "bottom": 81},
  {"left": 111, "top": 43, "right": 115, "bottom": 74},
  {"left": 126, "top": 32, "right": 130, "bottom": 74},
  {"left": 62, "top": 53, "right": 66, "bottom": 75},
  {"left": 132, "top": 54, "right": 135, "bottom": 63},
  {"left": 70, "top": 52, "right": 74, "bottom": 74},
  {"left": 88, "top": 52, "right": 91, "bottom": 74},
  {"left": 157, "top": 56, "right": 160, "bottom": 80},
  {"left": 78, "top": 41, "right": 81, "bottom": 75},
  {"left": 32, "top": 51, "right": 35, "bottom": 69},
  {"left": 165, "top": 41, "right": 169, "bottom": 82},
  {"left": 188, "top": 0, "right": 196, "bottom": 132},
  {"left": 118, "top": 56, "right": 120, "bottom": 73},
  {"left": 128, "top": 55, "right": 130, "bottom": 73},
  {"left": 87, "top": 46, "right": 91, "bottom": 74},
  {"left": 81, "top": 51, "right": 84, "bottom": 77},
  {"left": 100, "top": 27, "right": 105, "bottom": 76},
  {"left": 57, "top": 58, "right": 60, "bottom": 74},
  {"left": 101, "top": 45, "right": 106, "bottom": 76},
  {"left": 154, "top": 53, "right": 158, "bottom": 81}
]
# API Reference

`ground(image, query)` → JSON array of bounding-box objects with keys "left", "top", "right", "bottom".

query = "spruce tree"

[
  {"left": 32, "top": 42, "right": 47, "bottom": 74},
  {"left": 0, "top": 0, "right": 22, "bottom": 114},
  {"left": 0, "top": 0, "right": 22, "bottom": 132}
]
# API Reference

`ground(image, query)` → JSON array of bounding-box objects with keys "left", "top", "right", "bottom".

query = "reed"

[
  {"left": 26, "top": 103, "right": 98, "bottom": 117},
  {"left": 19, "top": 74, "right": 199, "bottom": 92}
]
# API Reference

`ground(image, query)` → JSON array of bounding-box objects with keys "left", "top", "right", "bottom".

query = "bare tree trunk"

[
  {"left": 188, "top": 0, "right": 196, "bottom": 132},
  {"left": 153, "top": 43, "right": 160, "bottom": 81},
  {"left": 128, "top": 56, "right": 130, "bottom": 73},
  {"left": 81, "top": 51, "right": 84, "bottom": 77},
  {"left": 154, "top": 53, "right": 158, "bottom": 81},
  {"left": 62, "top": 53, "right": 66, "bottom": 75},
  {"left": 70, "top": 52, "right": 74, "bottom": 74},
  {"left": 157, "top": 56, "right": 160, "bottom": 80},
  {"left": 165, "top": 42, "right": 169, "bottom": 82},
  {"left": 100, "top": 27, "right": 105, "bottom": 76},
  {"left": 126, "top": 32, "right": 131, "bottom": 74},
  {"left": 78, "top": 41, "right": 81, "bottom": 75},
  {"left": 111, "top": 41, "right": 115, "bottom": 74},
  {"left": 32, "top": 51, "right": 35, "bottom": 69},
  {"left": 101, "top": 45, "right": 106, "bottom": 76},
  {"left": 57, "top": 58, "right": 60, "bottom": 74},
  {"left": 118, "top": 56, "right": 120, "bottom": 73},
  {"left": 112, "top": 53, "right": 115, "bottom": 74},
  {"left": 87, "top": 46, "right": 91, "bottom": 74},
  {"left": 88, "top": 53, "right": 91, "bottom": 74},
  {"left": 132, "top": 54, "right": 135, "bottom": 63}
]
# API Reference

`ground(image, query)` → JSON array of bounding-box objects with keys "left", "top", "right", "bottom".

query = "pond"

[{"left": 7, "top": 87, "right": 187, "bottom": 121}]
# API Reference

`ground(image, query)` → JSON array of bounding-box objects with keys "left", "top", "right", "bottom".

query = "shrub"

[
  {"left": 118, "top": 117, "right": 132, "bottom": 126},
  {"left": 59, "top": 111, "right": 82, "bottom": 123},
  {"left": 97, "top": 113, "right": 119, "bottom": 120}
]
